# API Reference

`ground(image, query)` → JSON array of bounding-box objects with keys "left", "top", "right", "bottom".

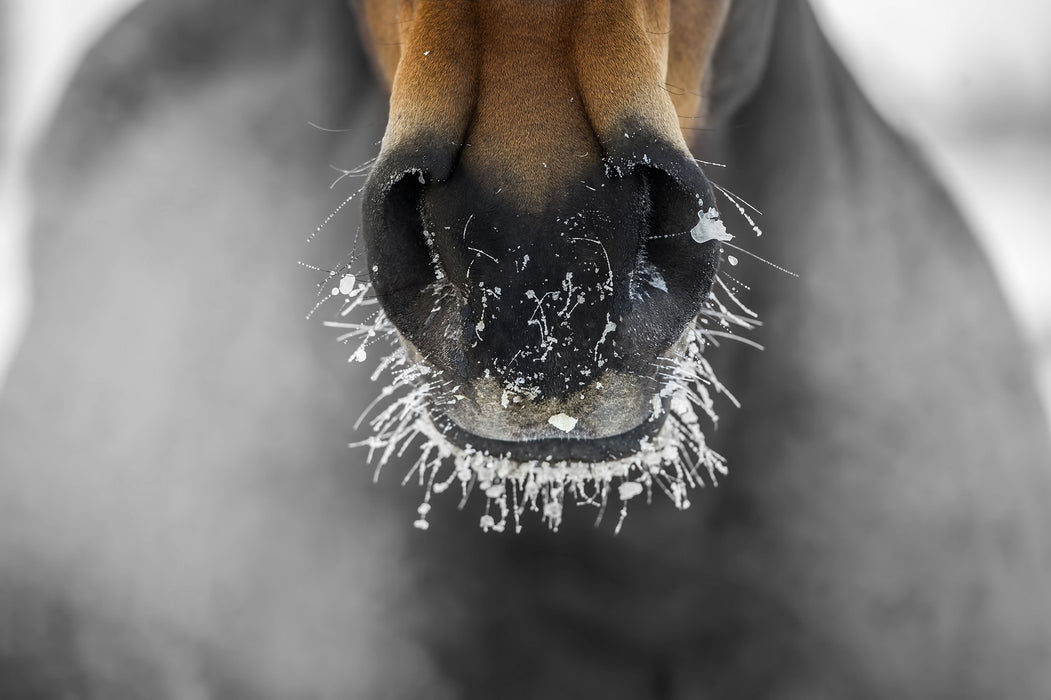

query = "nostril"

[
  {"left": 616, "top": 162, "right": 722, "bottom": 362},
  {"left": 361, "top": 134, "right": 466, "bottom": 317},
  {"left": 362, "top": 166, "right": 444, "bottom": 343},
  {"left": 599, "top": 133, "right": 722, "bottom": 313},
  {"left": 638, "top": 165, "right": 721, "bottom": 301}
]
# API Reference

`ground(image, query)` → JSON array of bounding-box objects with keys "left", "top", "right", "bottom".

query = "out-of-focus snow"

[
  {"left": 1, "top": 0, "right": 140, "bottom": 386},
  {"left": 811, "top": 0, "right": 1051, "bottom": 419},
  {"left": 812, "top": 1, "right": 1051, "bottom": 134}
]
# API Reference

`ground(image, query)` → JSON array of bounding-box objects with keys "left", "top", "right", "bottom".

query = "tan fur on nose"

[{"left": 356, "top": 0, "right": 730, "bottom": 205}]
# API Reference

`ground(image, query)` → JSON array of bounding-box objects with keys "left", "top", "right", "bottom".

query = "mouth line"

[{"left": 428, "top": 397, "right": 671, "bottom": 463}]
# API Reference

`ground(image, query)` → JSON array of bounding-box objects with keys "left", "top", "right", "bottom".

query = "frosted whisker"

[
  {"left": 722, "top": 241, "right": 798, "bottom": 277},
  {"left": 702, "top": 330, "right": 765, "bottom": 352},
  {"left": 309, "top": 185, "right": 366, "bottom": 243}
]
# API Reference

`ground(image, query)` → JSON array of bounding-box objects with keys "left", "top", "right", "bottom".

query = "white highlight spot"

[
  {"left": 548, "top": 413, "right": 578, "bottom": 432},
  {"left": 727, "top": 255, "right": 739, "bottom": 266},
  {"left": 690, "top": 207, "right": 732, "bottom": 244},
  {"left": 339, "top": 274, "right": 357, "bottom": 294}
]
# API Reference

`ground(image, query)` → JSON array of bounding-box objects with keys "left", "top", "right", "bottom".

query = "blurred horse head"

[{"left": 1, "top": 1, "right": 1050, "bottom": 698}]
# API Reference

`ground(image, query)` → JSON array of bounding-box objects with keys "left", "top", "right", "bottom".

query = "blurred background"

[{"left": 2, "top": 0, "right": 1050, "bottom": 419}]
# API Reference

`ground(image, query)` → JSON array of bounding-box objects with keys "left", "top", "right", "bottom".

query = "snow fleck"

[
  {"left": 690, "top": 207, "right": 732, "bottom": 244},
  {"left": 548, "top": 413, "right": 578, "bottom": 432},
  {"left": 618, "top": 482, "right": 644, "bottom": 500}
]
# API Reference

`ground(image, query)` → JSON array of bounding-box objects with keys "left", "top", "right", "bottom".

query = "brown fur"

[{"left": 356, "top": 0, "right": 727, "bottom": 208}]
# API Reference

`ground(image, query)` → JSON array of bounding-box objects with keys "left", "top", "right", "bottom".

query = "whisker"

[
  {"left": 329, "top": 158, "right": 376, "bottom": 188},
  {"left": 308, "top": 184, "right": 367, "bottom": 243},
  {"left": 701, "top": 330, "right": 765, "bottom": 351},
  {"left": 711, "top": 180, "right": 762, "bottom": 216},
  {"left": 722, "top": 241, "right": 798, "bottom": 277},
  {"left": 711, "top": 181, "right": 763, "bottom": 238}
]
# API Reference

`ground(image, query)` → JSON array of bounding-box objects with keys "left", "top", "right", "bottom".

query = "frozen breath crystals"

[
  {"left": 352, "top": 321, "right": 731, "bottom": 535},
  {"left": 320, "top": 268, "right": 757, "bottom": 535},
  {"left": 314, "top": 177, "right": 761, "bottom": 535}
]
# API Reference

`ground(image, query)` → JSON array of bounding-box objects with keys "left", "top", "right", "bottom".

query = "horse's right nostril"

[{"left": 361, "top": 162, "right": 443, "bottom": 346}]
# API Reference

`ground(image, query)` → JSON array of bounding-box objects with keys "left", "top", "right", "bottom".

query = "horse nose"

[
  {"left": 362, "top": 131, "right": 723, "bottom": 399},
  {"left": 357, "top": 0, "right": 729, "bottom": 398}
]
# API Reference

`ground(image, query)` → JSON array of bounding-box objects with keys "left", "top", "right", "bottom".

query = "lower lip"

[{"left": 428, "top": 398, "right": 670, "bottom": 463}]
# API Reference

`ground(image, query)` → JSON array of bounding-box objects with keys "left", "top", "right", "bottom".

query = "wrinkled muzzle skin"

[{"left": 356, "top": 0, "right": 730, "bottom": 458}]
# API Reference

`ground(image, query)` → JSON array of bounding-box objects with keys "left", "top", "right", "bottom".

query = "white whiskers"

[
  {"left": 311, "top": 161, "right": 775, "bottom": 534},
  {"left": 322, "top": 273, "right": 759, "bottom": 534}
]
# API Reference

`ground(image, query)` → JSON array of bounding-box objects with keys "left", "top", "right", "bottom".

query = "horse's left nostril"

[
  {"left": 613, "top": 159, "right": 723, "bottom": 365},
  {"left": 641, "top": 165, "right": 720, "bottom": 286}
]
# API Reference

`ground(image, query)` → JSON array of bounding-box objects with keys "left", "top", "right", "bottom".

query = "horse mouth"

[
  {"left": 333, "top": 271, "right": 742, "bottom": 532},
  {"left": 338, "top": 314, "right": 733, "bottom": 532},
  {"left": 428, "top": 397, "right": 670, "bottom": 463}
]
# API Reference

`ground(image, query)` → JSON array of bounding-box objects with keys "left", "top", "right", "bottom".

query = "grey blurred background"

[{"left": 2, "top": 0, "right": 1050, "bottom": 421}]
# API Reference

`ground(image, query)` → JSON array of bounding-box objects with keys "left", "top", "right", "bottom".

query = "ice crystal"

[{"left": 547, "top": 413, "right": 579, "bottom": 433}]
